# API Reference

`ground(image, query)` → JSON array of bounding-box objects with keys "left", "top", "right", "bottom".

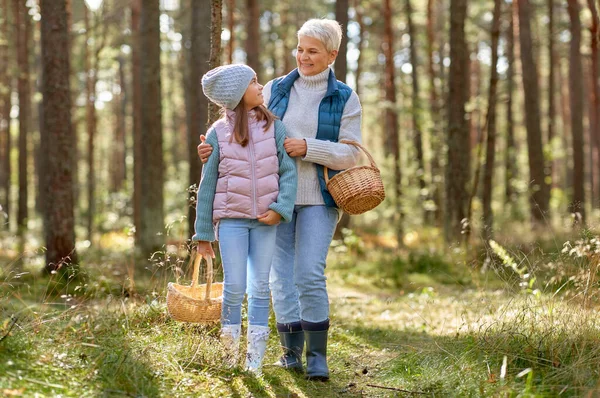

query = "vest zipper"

[{"left": 249, "top": 128, "right": 257, "bottom": 218}]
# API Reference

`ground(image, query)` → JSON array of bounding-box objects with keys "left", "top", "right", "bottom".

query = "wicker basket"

[
  {"left": 324, "top": 140, "right": 385, "bottom": 215},
  {"left": 166, "top": 252, "right": 223, "bottom": 323}
]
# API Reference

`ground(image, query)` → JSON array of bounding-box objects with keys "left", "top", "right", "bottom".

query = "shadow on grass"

[{"left": 336, "top": 321, "right": 600, "bottom": 397}]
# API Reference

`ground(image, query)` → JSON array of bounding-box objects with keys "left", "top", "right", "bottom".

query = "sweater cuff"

[
  {"left": 191, "top": 228, "right": 216, "bottom": 242},
  {"left": 303, "top": 138, "right": 335, "bottom": 168},
  {"left": 269, "top": 202, "right": 293, "bottom": 223}
]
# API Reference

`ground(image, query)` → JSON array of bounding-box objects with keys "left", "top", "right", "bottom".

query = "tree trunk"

[
  {"left": 406, "top": 0, "right": 426, "bottom": 210},
  {"left": 482, "top": 0, "right": 502, "bottom": 240},
  {"left": 110, "top": 56, "right": 127, "bottom": 192},
  {"left": 139, "top": 0, "right": 164, "bottom": 255},
  {"left": 131, "top": 0, "right": 143, "bottom": 246},
  {"left": 587, "top": 0, "right": 600, "bottom": 209},
  {"left": 335, "top": 0, "right": 349, "bottom": 83},
  {"left": 353, "top": 0, "right": 365, "bottom": 96},
  {"left": 547, "top": 0, "right": 556, "bottom": 187},
  {"left": 208, "top": 0, "right": 223, "bottom": 124},
  {"left": 567, "top": 0, "right": 586, "bottom": 225},
  {"left": 40, "top": 0, "right": 77, "bottom": 272},
  {"left": 516, "top": 0, "right": 550, "bottom": 223},
  {"left": 383, "top": 0, "right": 402, "bottom": 243},
  {"left": 227, "top": 0, "right": 234, "bottom": 64},
  {"left": 280, "top": 5, "right": 291, "bottom": 74},
  {"left": 444, "top": 0, "right": 469, "bottom": 244},
  {"left": 245, "top": 0, "right": 260, "bottom": 79},
  {"left": 12, "top": 0, "right": 30, "bottom": 239},
  {"left": 187, "top": 0, "right": 211, "bottom": 239},
  {"left": 505, "top": 2, "right": 517, "bottom": 208},
  {"left": 0, "top": 0, "right": 11, "bottom": 229},
  {"left": 84, "top": 5, "right": 96, "bottom": 243},
  {"left": 426, "top": 0, "right": 442, "bottom": 225}
]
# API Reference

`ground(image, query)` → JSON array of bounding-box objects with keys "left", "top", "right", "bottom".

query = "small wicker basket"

[
  {"left": 324, "top": 140, "right": 385, "bottom": 215},
  {"left": 166, "top": 252, "right": 223, "bottom": 323}
]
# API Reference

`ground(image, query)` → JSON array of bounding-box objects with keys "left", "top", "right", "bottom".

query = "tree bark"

[
  {"left": 0, "top": 0, "right": 11, "bottom": 229},
  {"left": 383, "top": 0, "right": 402, "bottom": 243},
  {"left": 139, "top": 0, "right": 164, "bottom": 255},
  {"left": 567, "top": 0, "right": 586, "bottom": 225},
  {"left": 353, "top": 0, "right": 365, "bottom": 96},
  {"left": 110, "top": 56, "right": 127, "bottom": 192},
  {"left": 547, "top": 0, "right": 555, "bottom": 187},
  {"left": 516, "top": 0, "right": 550, "bottom": 223},
  {"left": 131, "top": 0, "right": 142, "bottom": 246},
  {"left": 406, "top": 0, "right": 426, "bottom": 207},
  {"left": 505, "top": 2, "right": 517, "bottom": 207},
  {"left": 187, "top": 0, "right": 211, "bottom": 239},
  {"left": 245, "top": 0, "right": 260, "bottom": 79},
  {"left": 587, "top": 0, "right": 600, "bottom": 209},
  {"left": 444, "top": 0, "right": 469, "bottom": 244},
  {"left": 335, "top": 0, "right": 349, "bottom": 83},
  {"left": 426, "top": 0, "right": 442, "bottom": 224},
  {"left": 40, "top": 0, "right": 77, "bottom": 272},
  {"left": 482, "top": 0, "right": 502, "bottom": 240},
  {"left": 208, "top": 0, "right": 223, "bottom": 125},
  {"left": 12, "top": 0, "right": 30, "bottom": 239},
  {"left": 227, "top": 0, "right": 234, "bottom": 64}
]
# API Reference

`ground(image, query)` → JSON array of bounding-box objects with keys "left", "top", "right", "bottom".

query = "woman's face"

[
  {"left": 242, "top": 75, "right": 264, "bottom": 109},
  {"left": 296, "top": 35, "right": 338, "bottom": 76}
]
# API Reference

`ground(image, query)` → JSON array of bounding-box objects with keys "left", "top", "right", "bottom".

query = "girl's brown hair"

[{"left": 229, "top": 101, "right": 276, "bottom": 147}]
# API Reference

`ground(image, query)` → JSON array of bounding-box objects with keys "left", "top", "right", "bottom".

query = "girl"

[{"left": 193, "top": 64, "right": 297, "bottom": 375}]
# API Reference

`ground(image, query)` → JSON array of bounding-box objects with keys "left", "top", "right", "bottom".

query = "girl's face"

[
  {"left": 296, "top": 35, "right": 337, "bottom": 76},
  {"left": 242, "top": 75, "right": 264, "bottom": 110}
]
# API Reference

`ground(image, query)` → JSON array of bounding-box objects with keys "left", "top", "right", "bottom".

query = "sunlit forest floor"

[{"left": 2, "top": 223, "right": 600, "bottom": 397}]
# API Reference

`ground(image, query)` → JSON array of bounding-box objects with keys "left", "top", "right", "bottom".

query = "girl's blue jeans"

[
  {"left": 269, "top": 205, "right": 339, "bottom": 324},
  {"left": 218, "top": 218, "right": 277, "bottom": 327}
]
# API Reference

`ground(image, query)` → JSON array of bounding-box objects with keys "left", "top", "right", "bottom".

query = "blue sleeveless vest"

[{"left": 268, "top": 68, "right": 352, "bottom": 207}]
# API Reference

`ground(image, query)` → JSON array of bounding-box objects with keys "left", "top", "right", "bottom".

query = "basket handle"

[
  {"left": 190, "top": 252, "right": 214, "bottom": 300},
  {"left": 323, "top": 140, "right": 379, "bottom": 185}
]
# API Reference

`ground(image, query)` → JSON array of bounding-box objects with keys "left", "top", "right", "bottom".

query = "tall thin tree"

[
  {"left": 516, "top": 0, "right": 550, "bottom": 223},
  {"left": 383, "top": 0, "right": 402, "bottom": 242},
  {"left": 208, "top": 0, "right": 223, "bottom": 124},
  {"left": 335, "top": 0, "right": 349, "bottom": 83},
  {"left": 139, "top": 0, "right": 165, "bottom": 255},
  {"left": 12, "top": 0, "right": 31, "bottom": 241},
  {"left": 567, "top": 0, "right": 586, "bottom": 225},
  {"left": 40, "top": 0, "right": 77, "bottom": 272},
  {"left": 406, "top": 0, "right": 426, "bottom": 208},
  {"left": 0, "top": 0, "right": 11, "bottom": 229},
  {"left": 444, "top": 0, "right": 470, "bottom": 243},
  {"left": 187, "top": 0, "right": 211, "bottom": 238},
  {"left": 547, "top": 0, "right": 556, "bottom": 186},
  {"left": 131, "top": 0, "right": 143, "bottom": 247},
  {"left": 482, "top": 0, "right": 502, "bottom": 240},
  {"left": 505, "top": 1, "right": 517, "bottom": 208},
  {"left": 587, "top": 0, "right": 600, "bottom": 208},
  {"left": 246, "top": 0, "right": 260, "bottom": 79}
]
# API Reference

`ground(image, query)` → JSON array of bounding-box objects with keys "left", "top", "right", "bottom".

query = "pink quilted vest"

[{"left": 212, "top": 111, "right": 279, "bottom": 221}]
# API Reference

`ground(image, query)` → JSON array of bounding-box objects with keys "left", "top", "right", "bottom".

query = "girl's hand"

[
  {"left": 196, "top": 241, "right": 215, "bottom": 258},
  {"left": 257, "top": 210, "right": 281, "bottom": 225},
  {"left": 283, "top": 138, "right": 307, "bottom": 157},
  {"left": 197, "top": 135, "right": 213, "bottom": 163}
]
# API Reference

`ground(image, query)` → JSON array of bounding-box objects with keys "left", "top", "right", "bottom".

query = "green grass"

[{"left": 2, "top": 231, "right": 600, "bottom": 397}]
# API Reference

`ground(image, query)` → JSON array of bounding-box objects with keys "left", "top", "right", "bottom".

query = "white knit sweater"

[{"left": 263, "top": 67, "right": 363, "bottom": 205}]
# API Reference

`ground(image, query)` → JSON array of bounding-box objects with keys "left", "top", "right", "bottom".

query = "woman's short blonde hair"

[{"left": 297, "top": 19, "right": 343, "bottom": 53}]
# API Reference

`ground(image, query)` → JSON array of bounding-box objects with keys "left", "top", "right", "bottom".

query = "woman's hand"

[
  {"left": 196, "top": 241, "right": 215, "bottom": 258},
  {"left": 257, "top": 210, "right": 281, "bottom": 225},
  {"left": 283, "top": 138, "right": 307, "bottom": 158},
  {"left": 197, "top": 135, "right": 213, "bottom": 164}
]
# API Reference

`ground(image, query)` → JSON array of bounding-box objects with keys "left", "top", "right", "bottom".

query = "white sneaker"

[
  {"left": 220, "top": 324, "right": 241, "bottom": 367},
  {"left": 245, "top": 325, "right": 270, "bottom": 376}
]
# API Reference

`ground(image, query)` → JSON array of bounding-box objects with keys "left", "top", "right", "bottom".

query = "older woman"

[{"left": 199, "top": 18, "right": 362, "bottom": 381}]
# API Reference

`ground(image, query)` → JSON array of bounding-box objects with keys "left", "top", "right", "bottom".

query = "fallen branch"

[
  {"left": 0, "top": 316, "right": 18, "bottom": 342},
  {"left": 366, "top": 383, "right": 427, "bottom": 394}
]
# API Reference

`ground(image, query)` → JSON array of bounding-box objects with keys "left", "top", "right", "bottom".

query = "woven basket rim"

[{"left": 167, "top": 282, "right": 223, "bottom": 305}]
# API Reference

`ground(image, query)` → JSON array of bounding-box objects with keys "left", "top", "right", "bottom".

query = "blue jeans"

[
  {"left": 269, "top": 205, "right": 339, "bottom": 324},
  {"left": 218, "top": 218, "right": 277, "bottom": 327}
]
